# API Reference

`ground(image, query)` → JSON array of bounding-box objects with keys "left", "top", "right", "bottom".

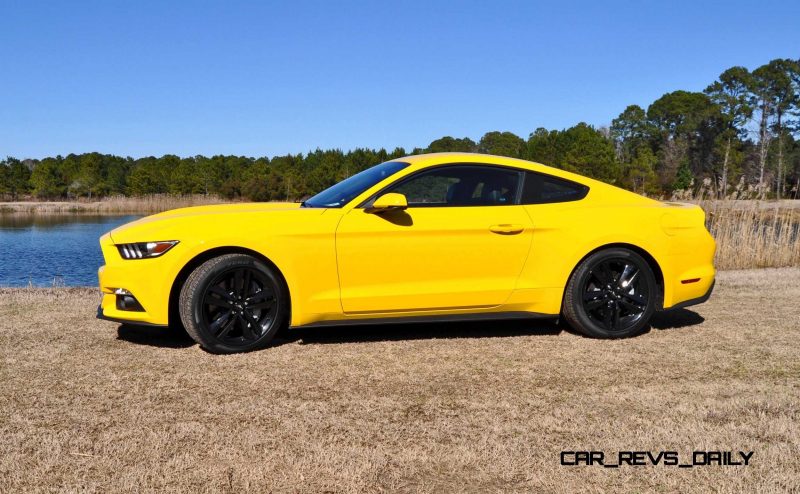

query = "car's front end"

[{"left": 97, "top": 232, "right": 182, "bottom": 326}]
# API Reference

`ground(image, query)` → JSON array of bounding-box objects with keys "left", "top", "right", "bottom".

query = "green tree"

[
  {"left": 611, "top": 105, "right": 652, "bottom": 164},
  {"left": 478, "top": 131, "right": 526, "bottom": 158},
  {"left": 426, "top": 136, "right": 477, "bottom": 153},
  {"left": 626, "top": 145, "right": 658, "bottom": 194},
  {"left": 127, "top": 157, "right": 170, "bottom": 195},
  {"left": 746, "top": 59, "right": 800, "bottom": 193},
  {"left": 705, "top": 67, "right": 753, "bottom": 197},
  {"left": 29, "top": 159, "right": 64, "bottom": 198},
  {"left": 0, "top": 160, "right": 9, "bottom": 197},
  {"left": 527, "top": 128, "right": 563, "bottom": 166},
  {"left": 647, "top": 91, "right": 722, "bottom": 190},
  {"left": 559, "top": 123, "right": 620, "bottom": 182},
  {"left": 3, "top": 157, "right": 32, "bottom": 199}
]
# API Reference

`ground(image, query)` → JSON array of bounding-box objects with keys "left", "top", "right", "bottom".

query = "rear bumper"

[{"left": 669, "top": 279, "right": 715, "bottom": 310}]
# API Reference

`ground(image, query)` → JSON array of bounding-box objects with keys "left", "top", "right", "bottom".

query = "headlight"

[{"left": 116, "top": 241, "right": 179, "bottom": 259}]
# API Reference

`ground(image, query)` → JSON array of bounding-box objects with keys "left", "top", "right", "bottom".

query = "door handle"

[{"left": 489, "top": 224, "right": 524, "bottom": 235}]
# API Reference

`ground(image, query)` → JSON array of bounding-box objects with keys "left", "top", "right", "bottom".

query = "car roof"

[
  {"left": 397, "top": 152, "right": 587, "bottom": 184},
  {"left": 394, "top": 153, "right": 660, "bottom": 206}
]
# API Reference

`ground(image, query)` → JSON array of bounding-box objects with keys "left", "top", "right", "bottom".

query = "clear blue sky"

[{"left": 1, "top": 0, "right": 798, "bottom": 159}]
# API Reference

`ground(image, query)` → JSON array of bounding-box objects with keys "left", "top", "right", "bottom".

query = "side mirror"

[{"left": 367, "top": 193, "right": 408, "bottom": 213}]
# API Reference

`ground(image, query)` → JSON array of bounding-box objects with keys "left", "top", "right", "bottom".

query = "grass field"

[{"left": 1, "top": 268, "right": 798, "bottom": 492}]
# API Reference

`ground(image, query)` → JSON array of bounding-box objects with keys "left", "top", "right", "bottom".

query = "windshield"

[{"left": 302, "top": 161, "right": 409, "bottom": 208}]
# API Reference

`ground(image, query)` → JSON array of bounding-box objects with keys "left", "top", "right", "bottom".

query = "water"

[{"left": 0, "top": 215, "right": 139, "bottom": 287}]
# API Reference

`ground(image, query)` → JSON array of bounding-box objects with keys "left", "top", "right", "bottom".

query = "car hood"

[{"left": 107, "top": 202, "right": 322, "bottom": 243}]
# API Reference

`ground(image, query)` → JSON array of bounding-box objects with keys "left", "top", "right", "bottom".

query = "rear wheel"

[
  {"left": 179, "top": 254, "right": 288, "bottom": 353},
  {"left": 562, "top": 248, "right": 656, "bottom": 338}
]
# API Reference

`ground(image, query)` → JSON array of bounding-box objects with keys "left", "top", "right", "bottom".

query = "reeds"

[
  {"left": 669, "top": 179, "right": 800, "bottom": 270},
  {"left": 0, "top": 194, "right": 233, "bottom": 214},
  {"left": 698, "top": 200, "right": 800, "bottom": 270}
]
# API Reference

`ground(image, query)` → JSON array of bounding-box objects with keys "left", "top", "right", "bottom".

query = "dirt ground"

[{"left": 1, "top": 268, "right": 798, "bottom": 492}]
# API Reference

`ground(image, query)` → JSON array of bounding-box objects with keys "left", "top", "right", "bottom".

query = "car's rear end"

[{"left": 658, "top": 202, "right": 716, "bottom": 309}]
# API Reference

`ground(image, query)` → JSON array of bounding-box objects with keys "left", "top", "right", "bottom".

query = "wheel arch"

[
  {"left": 562, "top": 242, "right": 665, "bottom": 311},
  {"left": 168, "top": 246, "right": 291, "bottom": 328}
]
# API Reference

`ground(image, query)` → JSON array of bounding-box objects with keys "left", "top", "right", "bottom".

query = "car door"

[{"left": 335, "top": 164, "right": 533, "bottom": 314}]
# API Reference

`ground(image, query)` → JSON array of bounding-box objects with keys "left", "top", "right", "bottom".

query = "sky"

[{"left": 1, "top": 0, "right": 798, "bottom": 159}]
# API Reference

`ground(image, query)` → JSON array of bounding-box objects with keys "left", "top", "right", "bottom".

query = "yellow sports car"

[{"left": 98, "top": 153, "right": 715, "bottom": 353}]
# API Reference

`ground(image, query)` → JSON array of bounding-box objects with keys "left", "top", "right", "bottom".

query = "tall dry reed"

[
  {"left": 698, "top": 200, "right": 800, "bottom": 270},
  {"left": 670, "top": 179, "right": 799, "bottom": 270},
  {"left": 0, "top": 194, "right": 233, "bottom": 214}
]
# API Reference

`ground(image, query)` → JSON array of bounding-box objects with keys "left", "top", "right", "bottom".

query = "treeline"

[{"left": 2, "top": 58, "right": 799, "bottom": 201}]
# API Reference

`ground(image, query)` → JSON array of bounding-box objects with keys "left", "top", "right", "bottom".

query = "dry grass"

[
  {"left": 1, "top": 269, "right": 798, "bottom": 492},
  {"left": 0, "top": 194, "right": 233, "bottom": 214},
  {"left": 697, "top": 200, "right": 800, "bottom": 270}
]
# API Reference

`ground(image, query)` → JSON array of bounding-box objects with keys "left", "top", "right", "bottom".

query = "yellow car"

[{"left": 98, "top": 153, "right": 715, "bottom": 353}]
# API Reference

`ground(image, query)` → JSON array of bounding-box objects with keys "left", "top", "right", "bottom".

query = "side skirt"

[{"left": 292, "top": 311, "right": 556, "bottom": 329}]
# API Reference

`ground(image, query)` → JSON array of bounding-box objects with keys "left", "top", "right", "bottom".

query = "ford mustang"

[{"left": 98, "top": 153, "right": 715, "bottom": 353}]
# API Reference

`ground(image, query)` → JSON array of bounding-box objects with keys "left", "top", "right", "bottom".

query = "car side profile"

[{"left": 98, "top": 153, "right": 716, "bottom": 353}]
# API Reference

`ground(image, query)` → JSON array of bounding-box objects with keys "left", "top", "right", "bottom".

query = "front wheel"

[
  {"left": 562, "top": 248, "right": 657, "bottom": 338},
  {"left": 179, "top": 254, "right": 289, "bottom": 353}
]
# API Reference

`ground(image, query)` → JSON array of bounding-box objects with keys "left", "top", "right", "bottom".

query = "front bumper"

[
  {"left": 97, "top": 233, "right": 175, "bottom": 326},
  {"left": 96, "top": 305, "right": 168, "bottom": 327}
]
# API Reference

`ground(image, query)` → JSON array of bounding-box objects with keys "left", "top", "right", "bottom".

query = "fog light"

[{"left": 114, "top": 288, "right": 145, "bottom": 312}]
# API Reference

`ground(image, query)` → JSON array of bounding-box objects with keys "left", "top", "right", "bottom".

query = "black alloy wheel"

[
  {"left": 563, "top": 248, "right": 657, "bottom": 338},
  {"left": 582, "top": 258, "right": 649, "bottom": 332},
  {"left": 180, "top": 254, "right": 288, "bottom": 353}
]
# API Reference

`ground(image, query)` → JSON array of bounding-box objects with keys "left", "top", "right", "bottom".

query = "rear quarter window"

[{"left": 521, "top": 171, "right": 589, "bottom": 204}]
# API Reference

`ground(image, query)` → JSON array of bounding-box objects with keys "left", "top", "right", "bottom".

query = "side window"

[
  {"left": 521, "top": 171, "right": 589, "bottom": 204},
  {"left": 388, "top": 166, "right": 521, "bottom": 207}
]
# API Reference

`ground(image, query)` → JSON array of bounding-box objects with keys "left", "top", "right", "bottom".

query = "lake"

[{"left": 0, "top": 215, "right": 140, "bottom": 287}]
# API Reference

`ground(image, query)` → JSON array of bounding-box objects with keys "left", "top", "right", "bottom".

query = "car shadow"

[
  {"left": 648, "top": 308, "right": 705, "bottom": 331},
  {"left": 282, "top": 318, "right": 564, "bottom": 345},
  {"left": 113, "top": 309, "right": 705, "bottom": 349},
  {"left": 116, "top": 324, "right": 195, "bottom": 349}
]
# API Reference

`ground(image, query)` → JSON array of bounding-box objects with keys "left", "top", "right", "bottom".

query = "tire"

[
  {"left": 562, "top": 248, "right": 657, "bottom": 339},
  {"left": 179, "top": 254, "right": 289, "bottom": 354}
]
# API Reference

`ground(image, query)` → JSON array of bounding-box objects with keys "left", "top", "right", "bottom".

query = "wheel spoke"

[
  {"left": 602, "top": 305, "right": 613, "bottom": 329},
  {"left": 217, "top": 316, "right": 236, "bottom": 338},
  {"left": 612, "top": 302, "right": 621, "bottom": 329},
  {"left": 584, "top": 290, "right": 603, "bottom": 302},
  {"left": 621, "top": 292, "right": 646, "bottom": 307},
  {"left": 619, "top": 298, "right": 644, "bottom": 313},
  {"left": 208, "top": 285, "right": 235, "bottom": 302},
  {"left": 243, "top": 309, "right": 262, "bottom": 333},
  {"left": 234, "top": 269, "right": 244, "bottom": 297},
  {"left": 585, "top": 298, "right": 605, "bottom": 310},
  {"left": 246, "top": 291, "right": 272, "bottom": 304},
  {"left": 238, "top": 313, "right": 256, "bottom": 340},
  {"left": 248, "top": 299, "right": 274, "bottom": 310},
  {"left": 243, "top": 269, "right": 252, "bottom": 298},
  {"left": 209, "top": 311, "right": 232, "bottom": 334},
  {"left": 594, "top": 263, "right": 614, "bottom": 285},
  {"left": 617, "top": 264, "right": 633, "bottom": 287}
]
